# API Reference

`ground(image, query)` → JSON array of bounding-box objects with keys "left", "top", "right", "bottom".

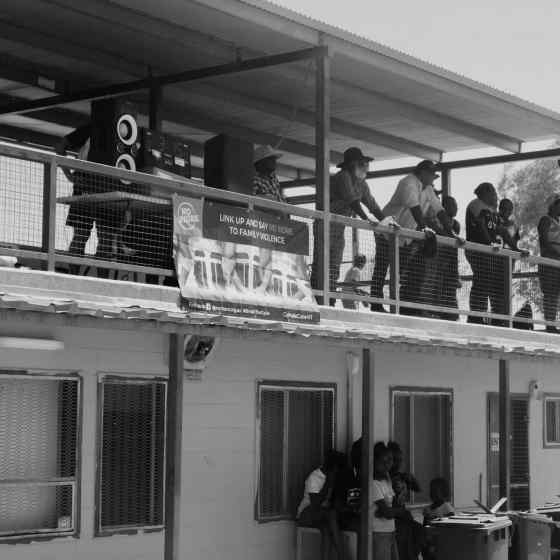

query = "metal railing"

[{"left": 0, "top": 142, "right": 559, "bottom": 330}]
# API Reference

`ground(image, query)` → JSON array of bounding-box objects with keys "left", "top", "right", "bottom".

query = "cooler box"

[
  {"left": 430, "top": 515, "right": 511, "bottom": 560},
  {"left": 509, "top": 512, "right": 553, "bottom": 560}
]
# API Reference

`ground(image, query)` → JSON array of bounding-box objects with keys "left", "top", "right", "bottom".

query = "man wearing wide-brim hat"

[{"left": 310, "top": 147, "right": 396, "bottom": 306}]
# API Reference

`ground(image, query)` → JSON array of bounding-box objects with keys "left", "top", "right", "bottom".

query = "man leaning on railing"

[
  {"left": 310, "top": 147, "right": 397, "bottom": 306},
  {"left": 370, "top": 160, "right": 457, "bottom": 315}
]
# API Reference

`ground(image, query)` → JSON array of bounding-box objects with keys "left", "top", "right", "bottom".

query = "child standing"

[{"left": 371, "top": 442, "right": 403, "bottom": 560}]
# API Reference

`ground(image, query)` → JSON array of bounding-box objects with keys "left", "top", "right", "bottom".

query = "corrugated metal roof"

[
  {"left": 1, "top": 268, "right": 560, "bottom": 360},
  {"left": 0, "top": 0, "right": 559, "bottom": 170}
]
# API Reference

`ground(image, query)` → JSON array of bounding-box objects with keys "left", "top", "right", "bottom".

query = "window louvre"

[
  {"left": 544, "top": 396, "right": 560, "bottom": 447},
  {"left": 391, "top": 388, "right": 452, "bottom": 505},
  {"left": 257, "top": 383, "right": 335, "bottom": 521},
  {"left": 98, "top": 378, "right": 166, "bottom": 533},
  {"left": 0, "top": 374, "right": 79, "bottom": 538}
]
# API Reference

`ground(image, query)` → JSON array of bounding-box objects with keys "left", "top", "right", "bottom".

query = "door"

[{"left": 487, "top": 394, "right": 530, "bottom": 510}]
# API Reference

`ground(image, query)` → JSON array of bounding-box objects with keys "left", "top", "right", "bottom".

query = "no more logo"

[{"left": 177, "top": 202, "right": 200, "bottom": 231}]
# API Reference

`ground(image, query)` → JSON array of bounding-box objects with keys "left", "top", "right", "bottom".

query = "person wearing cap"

[
  {"left": 370, "top": 160, "right": 454, "bottom": 314},
  {"left": 465, "top": 182, "right": 506, "bottom": 324},
  {"left": 538, "top": 194, "right": 560, "bottom": 332},
  {"left": 310, "top": 147, "right": 392, "bottom": 306},
  {"left": 252, "top": 145, "right": 286, "bottom": 294}
]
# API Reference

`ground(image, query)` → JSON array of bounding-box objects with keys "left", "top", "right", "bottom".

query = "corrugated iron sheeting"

[{"left": 1, "top": 288, "right": 560, "bottom": 359}]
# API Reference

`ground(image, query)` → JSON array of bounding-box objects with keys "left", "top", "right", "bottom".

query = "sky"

[{"left": 275, "top": 0, "right": 560, "bottom": 223}]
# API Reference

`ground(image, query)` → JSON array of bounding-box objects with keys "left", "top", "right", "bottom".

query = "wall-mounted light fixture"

[{"left": 0, "top": 337, "right": 64, "bottom": 351}]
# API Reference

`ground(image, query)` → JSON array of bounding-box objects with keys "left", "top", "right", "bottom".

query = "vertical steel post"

[
  {"left": 505, "top": 255, "right": 513, "bottom": 327},
  {"left": 149, "top": 83, "right": 163, "bottom": 132},
  {"left": 315, "top": 46, "right": 331, "bottom": 305},
  {"left": 360, "top": 348, "right": 374, "bottom": 560},
  {"left": 498, "top": 359, "right": 511, "bottom": 508},
  {"left": 42, "top": 158, "right": 58, "bottom": 271},
  {"left": 440, "top": 167, "right": 451, "bottom": 198},
  {"left": 164, "top": 333, "right": 185, "bottom": 560},
  {"left": 389, "top": 232, "right": 400, "bottom": 314}
]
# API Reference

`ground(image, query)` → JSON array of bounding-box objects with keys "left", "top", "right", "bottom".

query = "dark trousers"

[
  {"left": 310, "top": 220, "right": 346, "bottom": 306},
  {"left": 466, "top": 251, "right": 508, "bottom": 325},
  {"left": 370, "top": 234, "right": 411, "bottom": 310},
  {"left": 539, "top": 264, "right": 560, "bottom": 323}
]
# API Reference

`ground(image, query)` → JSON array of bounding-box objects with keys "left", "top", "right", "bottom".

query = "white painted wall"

[
  {"left": 1, "top": 316, "right": 560, "bottom": 560},
  {"left": 351, "top": 348, "right": 560, "bottom": 511},
  {"left": 0, "top": 320, "right": 348, "bottom": 560}
]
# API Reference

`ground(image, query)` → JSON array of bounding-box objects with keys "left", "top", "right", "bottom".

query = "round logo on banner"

[{"left": 177, "top": 202, "right": 200, "bottom": 232}]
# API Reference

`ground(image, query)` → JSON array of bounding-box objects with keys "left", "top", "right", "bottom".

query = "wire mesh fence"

[
  {"left": 3, "top": 142, "right": 560, "bottom": 331},
  {"left": 0, "top": 374, "right": 79, "bottom": 538}
]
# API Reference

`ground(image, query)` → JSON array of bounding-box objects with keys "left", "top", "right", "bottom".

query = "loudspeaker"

[
  {"left": 203, "top": 134, "right": 253, "bottom": 195},
  {"left": 183, "top": 335, "right": 219, "bottom": 372},
  {"left": 90, "top": 98, "right": 140, "bottom": 172},
  {"left": 139, "top": 128, "right": 191, "bottom": 178}
]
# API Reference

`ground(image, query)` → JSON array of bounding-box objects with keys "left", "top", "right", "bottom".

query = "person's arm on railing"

[{"left": 409, "top": 205, "right": 426, "bottom": 230}]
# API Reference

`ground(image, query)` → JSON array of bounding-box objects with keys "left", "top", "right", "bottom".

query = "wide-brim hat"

[
  {"left": 337, "top": 147, "right": 374, "bottom": 169},
  {"left": 415, "top": 160, "right": 440, "bottom": 179},
  {"left": 253, "top": 145, "right": 282, "bottom": 164}
]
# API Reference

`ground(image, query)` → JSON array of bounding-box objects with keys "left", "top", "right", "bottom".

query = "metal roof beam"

[
  {"left": 0, "top": 11, "right": 522, "bottom": 154},
  {"left": 187, "top": 84, "right": 443, "bottom": 160},
  {"left": 0, "top": 46, "right": 327, "bottom": 116}
]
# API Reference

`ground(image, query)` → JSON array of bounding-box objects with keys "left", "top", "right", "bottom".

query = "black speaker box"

[
  {"left": 90, "top": 98, "right": 140, "bottom": 172},
  {"left": 203, "top": 134, "right": 253, "bottom": 195},
  {"left": 139, "top": 129, "right": 191, "bottom": 178}
]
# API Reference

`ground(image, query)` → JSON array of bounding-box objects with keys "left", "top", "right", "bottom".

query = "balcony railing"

[{"left": 0, "top": 142, "right": 557, "bottom": 331}]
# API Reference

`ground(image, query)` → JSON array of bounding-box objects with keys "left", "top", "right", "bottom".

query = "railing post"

[
  {"left": 505, "top": 254, "right": 513, "bottom": 327},
  {"left": 315, "top": 45, "right": 331, "bottom": 306},
  {"left": 440, "top": 167, "right": 451, "bottom": 198},
  {"left": 42, "top": 158, "right": 58, "bottom": 271},
  {"left": 389, "top": 230, "right": 400, "bottom": 314}
]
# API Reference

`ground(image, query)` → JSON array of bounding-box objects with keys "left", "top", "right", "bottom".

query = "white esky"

[{"left": 276, "top": 0, "right": 560, "bottom": 226}]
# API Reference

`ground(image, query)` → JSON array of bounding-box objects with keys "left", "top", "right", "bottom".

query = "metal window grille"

[
  {"left": 97, "top": 377, "right": 166, "bottom": 534},
  {"left": 391, "top": 388, "right": 453, "bottom": 505},
  {"left": 544, "top": 396, "right": 560, "bottom": 446},
  {"left": 0, "top": 373, "right": 79, "bottom": 539},
  {"left": 257, "top": 382, "right": 335, "bottom": 521}
]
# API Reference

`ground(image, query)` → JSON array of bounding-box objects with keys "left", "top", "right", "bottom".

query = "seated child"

[
  {"left": 297, "top": 450, "right": 347, "bottom": 560},
  {"left": 422, "top": 477, "right": 455, "bottom": 560}
]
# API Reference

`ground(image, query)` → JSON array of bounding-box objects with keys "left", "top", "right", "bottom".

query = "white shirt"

[
  {"left": 370, "top": 477, "right": 396, "bottom": 533},
  {"left": 297, "top": 468, "right": 326, "bottom": 517},
  {"left": 383, "top": 174, "right": 444, "bottom": 232}
]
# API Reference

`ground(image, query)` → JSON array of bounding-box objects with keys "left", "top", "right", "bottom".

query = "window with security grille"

[
  {"left": 257, "top": 381, "right": 335, "bottom": 521},
  {"left": 391, "top": 387, "right": 453, "bottom": 505},
  {"left": 0, "top": 373, "right": 79, "bottom": 539},
  {"left": 544, "top": 395, "right": 560, "bottom": 447},
  {"left": 98, "top": 378, "right": 166, "bottom": 533}
]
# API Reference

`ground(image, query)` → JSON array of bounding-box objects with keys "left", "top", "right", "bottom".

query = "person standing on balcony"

[
  {"left": 538, "top": 194, "right": 560, "bottom": 333},
  {"left": 252, "top": 145, "right": 285, "bottom": 294},
  {"left": 370, "top": 160, "right": 454, "bottom": 314},
  {"left": 465, "top": 182, "right": 506, "bottom": 324},
  {"left": 310, "top": 147, "right": 395, "bottom": 306},
  {"left": 56, "top": 124, "right": 113, "bottom": 278},
  {"left": 497, "top": 198, "right": 521, "bottom": 251}
]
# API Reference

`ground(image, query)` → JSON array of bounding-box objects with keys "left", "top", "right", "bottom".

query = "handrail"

[{"left": 1, "top": 141, "right": 559, "bottom": 328}]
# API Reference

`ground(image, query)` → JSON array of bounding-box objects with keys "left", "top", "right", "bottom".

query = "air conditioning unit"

[{"left": 183, "top": 335, "right": 219, "bottom": 371}]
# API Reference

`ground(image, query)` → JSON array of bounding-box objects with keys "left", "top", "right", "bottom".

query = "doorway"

[{"left": 487, "top": 393, "right": 530, "bottom": 510}]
